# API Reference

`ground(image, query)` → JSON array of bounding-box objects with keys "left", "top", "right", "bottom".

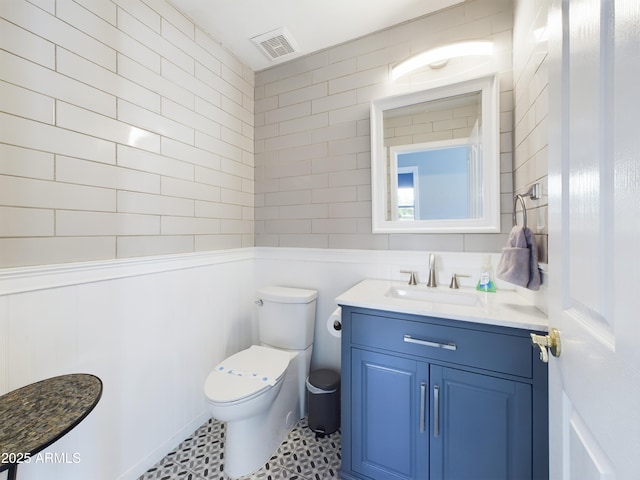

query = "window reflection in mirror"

[{"left": 371, "top": 75, "right": 500, "bottom": 233}]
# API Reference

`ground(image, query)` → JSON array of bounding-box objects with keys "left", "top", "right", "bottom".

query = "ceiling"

[{"left": 167, "top": 0, "right": 465, "bottom": 71}]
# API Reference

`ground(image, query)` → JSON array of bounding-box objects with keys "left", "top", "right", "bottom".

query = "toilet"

[{"left": 204, "top": 285, "right": 318, "bottom": 478}]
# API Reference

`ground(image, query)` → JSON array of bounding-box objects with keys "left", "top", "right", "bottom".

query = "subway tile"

[
  {"left": 117, "top": 8, "right": 193, "bottom": 75},
  {"left": 279, "top": 113, "right": 328, "bottom": 136},
  {"left": 195, "top": 234, "right": 243, "bottom": 251},
  {"left": 279, "top": 203, "right": 328, "bottom": 220},
  {"left": 265, "top": 219, "right": 311, "bottom": 234},
  {"left": 195, "top": 201, "right": 242, "bottom": 219},
  {"left": 0, "top": 112, "right": 115, "bottom": 164},
  {"left": 265, "top": 190, "right": 312, "bottom": 207},
  {"left": 148, "top": 0, "right": 194, "bottom": 39},
  {"left": 279, "top": 83, "right": 328, "bottom": 108},
  {"left": 195, "top": 166, "right": 242, "bottom": 191},
  {"left": 195, "top": 28, "right": 243, "bottom": 78},
  {"left": 56, "top": 155, "right": 160, "bottom": 194},
  {"left": 162, "top": 18, "right": 220, "bottom": 74},
  {"left": 0, "top": 50, "right": 115, "bottom": 117},
  {"left": 161, "top": 216, "right": 220, "bottom": 235},
  {"left": 117, "top": 191, "right": 193, "bottom": 216},
  {"left": 0, "top": 207, "right": 53, "bottom": 237},
  {"left": 279, "top": 234, "right": 329, "bottom": 248},
  {"left": 264, "top": 102, "right": 312, "bottom": 125},
  {"left": 312, "top": 218, "right": 358, "bottom": 234},
  {"left": 220, "top": 188, "right": 253, "bottom": 207},
  {"left": 57, "top": 49, "right": 160, "bottom": 113},
  {"left": 118, "top": 144, "right": 194, "bottom": 181},
  {"left": 312, "top": 58, "right": 357, "bottom": 84},
  {"left": 0, "top": 175, "right": 115, "bottom": 211},
  {"left": 279, "top": 173, "right": 328, "bottom": 192},
  {"left": 311, "top": 186, "right": 357, "bottom": 204},
  {"left": 118, "top": 99, "right": 193, "bottom": 145},
  {"left": 221, "top": 63, "right": 253, "bottom": 100},
  {"left": 264, "top": 72, "right": 312, "bottom": 98},
  {"left": 161, "top": 58, "right": 218, "bottom": 107},
  {"left": 160, "top": 138, "right": 219, "bottom": 172},
  {"left": 0, "top": 18, "right": 54, "bottom": 68},
  {"left": 73, "top": 0, "right": 117, "bottom": 25},
  {"left": 328, "top": 66, "right": 387, "bottom": 95},
  {"left": 117, "top": 55, "right": 192, "bottom": 106},
  {"left": 0, "top": 0, "right": 116, "bottom": 70},
  {"left": 195, "top": 131, "right": 243, "bottom": 163},
  {"left": 162, "top": 98, "right": 219, "bottom": 138},
  {"left": 221, "top": 126, "right": 253, "bottom": 153},
  {"left": 329, "top": 233, "right": 388, "bottom": 250},
  {"left": 194, "top": 97, "right": 241, "bottom": 134},
  {"left": 161, "top": 177, "right": 221, "bottom": 203},
  {"left": 0, "top": 237, "right": 115, "bottom": 268},
  {"left": 113, "top": 0, "right": 161, "bottom": 33},
  {"left": 220, "top": 218, "right": 253, "bottom": 234},
  {"left": 116, "top": 235, "right": 193, "bottom": 259},
  {"left": 0, "top": 80, "right": 54, "bottom": 124},
  {"left": 264, "top": 131, "right": 310, "bottom": 152},
  {"left": 56, "top": 102, "right": 160, "bottom": 153},
  {"left": 0, "top": 144, "right": 53, "bottom": 180},
  {"left": 55, "top": 211, "right": 160, "bottom": 236},
  {"left": 328, "top": 201, "right": 371, "bottom": 218}
]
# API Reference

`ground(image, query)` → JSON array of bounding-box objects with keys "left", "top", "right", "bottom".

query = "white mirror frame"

[{"left": 370, "top": 74, "right": 500, "bottom": 233}]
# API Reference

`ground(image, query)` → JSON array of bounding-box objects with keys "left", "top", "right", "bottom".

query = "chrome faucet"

[{"left": 426, "top": 253, "right": 437, "bottom": 287}]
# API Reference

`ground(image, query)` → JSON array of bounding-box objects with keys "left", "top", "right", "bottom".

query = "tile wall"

[
  {"left": 0, "top": 0, "right": 254, "bottom": 269},
  {"left": 255, "top": 0, "right": 515, "bottom": 252},
  {"left": 513, "top": 0, "right": 550, "bottom": 262}
]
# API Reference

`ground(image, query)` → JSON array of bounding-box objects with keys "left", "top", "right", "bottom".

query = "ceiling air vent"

[{"left": 251, "top": 27, "right": 299, "bottom": 61}]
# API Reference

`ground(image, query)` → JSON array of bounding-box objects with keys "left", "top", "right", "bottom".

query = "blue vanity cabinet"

[{"left": 339, "top": 306, "right": 549, "bottom": 480}]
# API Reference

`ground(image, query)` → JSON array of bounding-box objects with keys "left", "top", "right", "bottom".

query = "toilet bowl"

[
  {"left": 204, "top": 345, "right": 290, "bottom": 422},
  {"left": 203, "top": 286, "right": 317, "bottom": 478}
]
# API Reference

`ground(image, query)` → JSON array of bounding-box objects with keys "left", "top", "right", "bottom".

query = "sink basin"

[{"left": 386, "top": 286, "right": 480, "bottom": 306}]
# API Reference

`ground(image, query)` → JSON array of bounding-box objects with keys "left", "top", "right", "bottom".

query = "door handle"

[
  {"left": 419, "top": 382, "right": 427, "bottom": 433},
  {"left": 433, "top": 384, "right": 440, "bottom": 438},
  {"left": 530, "top": 328, "right": 561, "bottom": 363}
]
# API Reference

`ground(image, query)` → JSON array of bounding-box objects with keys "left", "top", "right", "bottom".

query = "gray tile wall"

[
  {"left": 513, "top": 0, "right": 549, "bottom": 263},
  {"left": 255, "top": 0, "right": 515, "bottom": 252},
  {"left": 0, "top": 0, "right": 254, "bottom": 268}
]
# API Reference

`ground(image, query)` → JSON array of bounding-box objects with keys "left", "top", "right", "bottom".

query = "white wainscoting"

[
  {"left": 0, "top": 250, "right": 255, "bottom": 480},
  {"left": 0, "top": 247, "right": 542, "bottom": 480}
]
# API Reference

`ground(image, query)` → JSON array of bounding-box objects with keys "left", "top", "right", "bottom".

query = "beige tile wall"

[
  {"left": 513, "top": 0, "right": 549, "bottom": 262},
  {"left": 255, "top": 0, "right": 515, "bottom": 252},
  {"left": 0, "top": 0, "right": 254, "bottom": 268}
]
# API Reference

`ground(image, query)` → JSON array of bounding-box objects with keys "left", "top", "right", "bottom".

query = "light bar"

[{"left": 391, "top": 41, "right": 494, "bottom": 80}]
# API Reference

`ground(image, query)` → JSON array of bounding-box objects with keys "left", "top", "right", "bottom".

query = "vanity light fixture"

[{"left": 391, "top": 40, "right": 494, "bottom": 80}]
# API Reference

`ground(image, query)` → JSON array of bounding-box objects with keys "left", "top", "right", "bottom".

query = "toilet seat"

[{"left": 204, "top": 346, "right": 290, "bottom": 405}]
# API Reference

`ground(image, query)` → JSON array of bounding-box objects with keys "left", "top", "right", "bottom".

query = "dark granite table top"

[{"left": 0, "top": 374, "right": 102, "bottom": 472}]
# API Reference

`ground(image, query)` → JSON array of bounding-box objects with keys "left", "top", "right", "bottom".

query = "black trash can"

[{"left": 306, "top": 368, "right": 340, "bottom": 437}]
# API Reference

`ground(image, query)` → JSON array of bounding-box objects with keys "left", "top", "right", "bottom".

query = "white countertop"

[{"left": 335, "top": 279, "right": 548, "bottom": 332}]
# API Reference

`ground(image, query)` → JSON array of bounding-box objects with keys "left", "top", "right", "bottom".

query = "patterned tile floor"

[{"left": 138, "top": 417, "right": 341, "bottom": 480}]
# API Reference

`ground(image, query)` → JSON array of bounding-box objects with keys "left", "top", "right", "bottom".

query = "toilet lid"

[{"left": 204, "top": 346, "right": 290, "bottom": 404}]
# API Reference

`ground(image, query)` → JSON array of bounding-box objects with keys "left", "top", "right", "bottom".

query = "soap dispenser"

[{"left": 476, "top": 256, "right": 496, "bottom": 292}]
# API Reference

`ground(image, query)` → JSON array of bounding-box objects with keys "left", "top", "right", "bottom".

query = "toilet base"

[{"left": 222, "top": 351, "right": 304, "bottom": 478}]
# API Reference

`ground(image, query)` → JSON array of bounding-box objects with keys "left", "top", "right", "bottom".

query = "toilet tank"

[{"left": 256, "top": 286, "right": 318, "bottom": 350}]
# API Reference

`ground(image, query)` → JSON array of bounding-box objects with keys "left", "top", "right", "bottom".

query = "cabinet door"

[
  {"left": 430, "top": 365, "right": 532, "bottom": 480},
  {"left": 351, "top": 349, "right": 428, "bottom": 480}
]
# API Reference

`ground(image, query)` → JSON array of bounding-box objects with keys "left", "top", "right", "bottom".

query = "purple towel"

[{"left": 496, "top": 226, "right": 541, "bottom": 290}]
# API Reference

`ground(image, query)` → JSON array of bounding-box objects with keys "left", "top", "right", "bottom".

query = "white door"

[{"left": 547, "top": 0, "right": 640, "bottom": 478}]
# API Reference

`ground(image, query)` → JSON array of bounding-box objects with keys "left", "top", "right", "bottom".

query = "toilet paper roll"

[{"left": 327, "top": 307, "right": 342, "bottom": 338}]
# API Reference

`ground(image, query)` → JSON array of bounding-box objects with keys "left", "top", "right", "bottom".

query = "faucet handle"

[
  {"left": 449, "top": 273, "right": 470, "bottom": 289},
  {"left": 400, "top": 270, "right": 418, "bottom": 286}
]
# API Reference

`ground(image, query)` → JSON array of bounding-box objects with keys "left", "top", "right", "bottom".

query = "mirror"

[{"left": 370, "top": 75, "right": 500, "bottom": 233}]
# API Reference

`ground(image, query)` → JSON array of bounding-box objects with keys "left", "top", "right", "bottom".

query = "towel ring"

[
  {"left": 512, "top": 183, "right": 541, "bottom": 228},
  {"left": 513, "top": 194, "right": 528, "bottom": 228}
]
